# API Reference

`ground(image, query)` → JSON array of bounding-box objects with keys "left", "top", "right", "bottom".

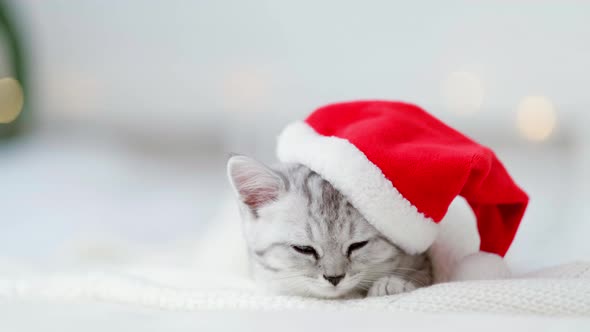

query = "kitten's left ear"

[{"left": 227, "top": 154, "right": 286, "bottom": 212}]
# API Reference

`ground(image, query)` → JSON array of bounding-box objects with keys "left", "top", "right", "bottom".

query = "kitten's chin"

[
  {"left": 267, "top": 282, "right": 359, "bottom": 299},
  {"left": 306, "top": 285, "right": 361, "bottom": 299}
]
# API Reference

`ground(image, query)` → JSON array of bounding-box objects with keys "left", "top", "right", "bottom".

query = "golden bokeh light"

[
  {"left": 516, "top": 96, "right": 557, "bottom": 142},
  {"left": 0, "top": 77, "right": 24, "bottom": 123},
  {"left": 441, "top": 71, "right": 484, "bottom": 115},
  {"left": 222, "top": 68, "right": 270, "bottom": 111},
  {"left": 46, "top": 72, "right": 101, "bottom": 115}
]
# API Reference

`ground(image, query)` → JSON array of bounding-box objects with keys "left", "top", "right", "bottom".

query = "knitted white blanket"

[
  {"left": 2, "top": 197, "right": 589, "bottom": 317},
  {"left": 1, "top": 262, "right": 589, "bottom": 316}
]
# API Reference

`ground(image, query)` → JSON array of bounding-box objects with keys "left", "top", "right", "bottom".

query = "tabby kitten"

[{"left": 227, "top": 155, "right": 432, "bottom": 298}]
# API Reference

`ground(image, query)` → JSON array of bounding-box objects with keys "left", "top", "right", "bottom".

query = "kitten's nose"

[{"left": 323, "top": 274, "right": 345, "bottom": 286}]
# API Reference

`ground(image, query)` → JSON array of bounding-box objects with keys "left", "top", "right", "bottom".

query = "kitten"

[{"left": 227, "top": 155, "right": 433, "bottom": 298}]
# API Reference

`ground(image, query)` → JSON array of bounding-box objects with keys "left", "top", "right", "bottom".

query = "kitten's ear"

[{"left": 227, "top": 155, "right": 285, "bottom": 212}]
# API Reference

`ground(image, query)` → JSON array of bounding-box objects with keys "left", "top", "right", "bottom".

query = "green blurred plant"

[{"left": 0, "top": 0, "right": 28, "bottom": 139}]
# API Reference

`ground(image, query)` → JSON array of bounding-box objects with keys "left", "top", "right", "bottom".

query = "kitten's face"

[{"left": 227, "top": 155, "right": 405, "bottom": 298}]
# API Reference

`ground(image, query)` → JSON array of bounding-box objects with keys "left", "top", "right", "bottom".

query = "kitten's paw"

[{"left": 367, "top": 276, "right": 416, "bottom": 297}]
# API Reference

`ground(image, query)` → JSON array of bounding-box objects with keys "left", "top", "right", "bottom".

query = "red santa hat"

[{"left": 277, "top": 100, "right": 529, "bottom": 279}]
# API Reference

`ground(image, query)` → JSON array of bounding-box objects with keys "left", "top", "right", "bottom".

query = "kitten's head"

[{"left": 227, "top": 155, "right": 406, "bottom": 298}]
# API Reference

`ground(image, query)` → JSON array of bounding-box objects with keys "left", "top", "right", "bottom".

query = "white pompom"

[{"left": 450, "top": 252, "right": 511, "bottom": 281}]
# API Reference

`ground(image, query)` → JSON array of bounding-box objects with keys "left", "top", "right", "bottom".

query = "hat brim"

[{"left": 277, "top": 121, "right": 438, "bottom": 254}]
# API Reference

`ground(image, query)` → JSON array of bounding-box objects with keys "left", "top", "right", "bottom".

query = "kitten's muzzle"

[{"left": 323, "top": 274, "right": 345, "bottom": 286}]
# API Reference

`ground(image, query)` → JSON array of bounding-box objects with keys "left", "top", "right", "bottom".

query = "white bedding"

[
  {"left": 1, "top": 195, "right": 589, "bottom": 331},
  {"left": 2, "top": 302, "right": 589, "bottom": 332},
  {"left": 1, "top": 262, "right": 589, "bottom": 316}
]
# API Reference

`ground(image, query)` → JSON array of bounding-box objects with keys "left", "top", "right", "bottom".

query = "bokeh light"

[
  {"left": 441, "top": 71, "right": 484, "bottom": 115},
  {"left": 46, "top": 72, "right": 101, "bottom": 115},
  {"left": 222, "top": 67, "right": 270, "bottom": 112},
  {"left": 516, "top": 95, "right": 557, "bottom": 142},
  {"left": 0, "top": 77, "right": 24, "bottom": 124}
]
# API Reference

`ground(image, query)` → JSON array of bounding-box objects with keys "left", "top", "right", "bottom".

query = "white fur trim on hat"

[{"left": 276, "top": 121, "right": 438, "bottom": 254}]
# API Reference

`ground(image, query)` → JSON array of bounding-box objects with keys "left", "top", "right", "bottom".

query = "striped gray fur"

[{"left": 227, "top": 155, "right": 432, "bottom": 299}]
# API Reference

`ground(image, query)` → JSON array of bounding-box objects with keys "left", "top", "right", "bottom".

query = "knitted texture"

[{"left": 1, "top": 262, "right": 588, "bottom": 315}]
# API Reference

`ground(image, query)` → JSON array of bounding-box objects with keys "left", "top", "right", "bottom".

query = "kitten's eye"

[
  {"left": 347, "top": 241, "right": 369, "bottom": 257},
  {"left": 291, "top": 245, "right": 318, "bottom": 259}
]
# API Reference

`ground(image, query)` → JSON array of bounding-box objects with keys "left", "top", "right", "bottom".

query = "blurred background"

[{"left": 0, "top": 1, "right": 589, "bottom": 274}]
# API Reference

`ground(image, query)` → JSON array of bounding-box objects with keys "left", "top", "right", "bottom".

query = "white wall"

[{"left": 11, "top": 1, "right": 590, "bottom": 128}]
